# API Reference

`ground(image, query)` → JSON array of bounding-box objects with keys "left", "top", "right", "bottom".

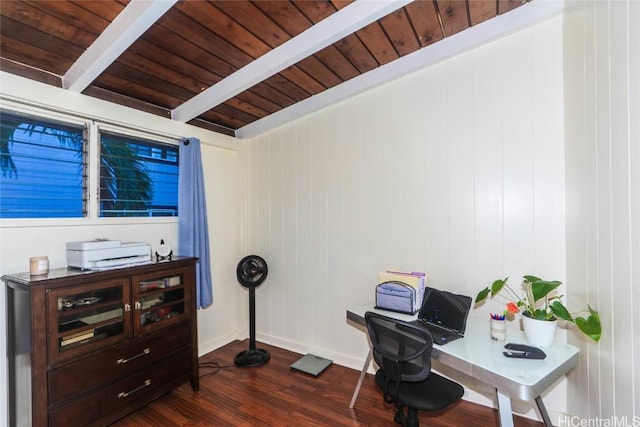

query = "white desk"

[{"left": 347, "top": 303, "right": 579, "bottom": 427}]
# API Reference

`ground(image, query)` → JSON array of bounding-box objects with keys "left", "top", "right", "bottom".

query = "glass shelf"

[
  {"left": 139, "top": 274, "right": 182, "bottom": 292},
  {"left": 135, "top": 271, "right": 187, "bottom": 330}
]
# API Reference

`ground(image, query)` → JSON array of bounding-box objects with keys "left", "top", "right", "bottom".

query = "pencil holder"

[{"left": 490, "top": 318, "right": 507, "bottom": 341}]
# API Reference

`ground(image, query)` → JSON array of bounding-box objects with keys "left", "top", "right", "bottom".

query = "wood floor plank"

[{"left": 111, "top": 340, "right": 543, "bottom": 426}]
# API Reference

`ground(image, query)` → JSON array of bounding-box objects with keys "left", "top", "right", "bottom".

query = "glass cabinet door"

[
  {"left": 48, "top": 277, "right": 131, "bottom": 364},
  {"left": 132, "top": 267, "right": 190, "bottom": 333}
]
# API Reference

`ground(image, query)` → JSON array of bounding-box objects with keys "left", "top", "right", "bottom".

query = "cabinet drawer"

[
  {"left": 49, "top": 348, "right": 192, "bottom": 427},
  {"left": 49, "top": 321, "right": 191, "bottom": 405}
]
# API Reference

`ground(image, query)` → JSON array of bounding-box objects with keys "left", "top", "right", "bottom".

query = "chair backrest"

[{"left": 365, "top": 311, "right": 433, "bottom": 383}]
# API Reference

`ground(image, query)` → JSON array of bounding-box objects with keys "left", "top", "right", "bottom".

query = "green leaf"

[
  {"left": 491, "top": 277, "right": 508, "bottom": 295},
  {"left": 530, "top": 280, "right": 561, "bottom": 302},
  {"left": 575, "top": 309, "right": 602, "bottom": 342},
  {"left": 528, "top": 309, "right": 549, "bottom": 320},
  {"left": 523, "top": 275, "right": 542, "bottom": 283},
  {"left": 550, "top": 301, "right": 573, "bottom": 322},
  {"left": 475, "top": 288, "right": 490, "bottom": 303}
]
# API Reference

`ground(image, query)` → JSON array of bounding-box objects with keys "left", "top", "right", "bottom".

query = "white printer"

[{"left": 66, "top": 240, "right": 151, "bottom": 269}]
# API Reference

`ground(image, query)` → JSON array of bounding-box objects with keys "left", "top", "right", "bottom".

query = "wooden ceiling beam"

[
  {"left": 62, "top": 0, "right": 177, "bottom": 92},
  {"left": 236, "top": 0, "right": 564, "bottom": 139},
  {"left": 171, "top": 0, "right": 415, "bottom": 123}
]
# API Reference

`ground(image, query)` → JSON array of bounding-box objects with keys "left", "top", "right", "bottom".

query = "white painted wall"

[
  {"left": 246, "top": 16, "right": 568, "bottom": 421},
  {"left": 564, "top": 0, "right": 639, "bottom": 421},
  {"left": 0, "top": 72, "right": 246, "bottom": 425}
]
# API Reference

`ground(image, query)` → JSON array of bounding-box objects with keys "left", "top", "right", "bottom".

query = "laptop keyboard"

[{"left": 412, "top": 319, "right": 461, "bottom": 345}]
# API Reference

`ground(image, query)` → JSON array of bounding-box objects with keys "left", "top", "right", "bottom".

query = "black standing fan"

[{"left": 234, "top": 255, "right": 270, "bottom": 367}]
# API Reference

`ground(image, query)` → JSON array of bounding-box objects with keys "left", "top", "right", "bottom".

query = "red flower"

[{"left": 506, "top": 302, "right": 519, "bottom": 314}]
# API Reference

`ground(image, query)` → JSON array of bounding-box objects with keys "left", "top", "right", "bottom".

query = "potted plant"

[{"left": 475, "top": 275, "right": 601, "bottom": 345}]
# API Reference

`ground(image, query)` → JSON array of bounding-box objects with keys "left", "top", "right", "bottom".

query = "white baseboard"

[
  {"left": 197, "top": 331, "right": 242, "bottom": 358},
  {"left": 255, "top": 331, "right": 368, "bottom": 372}
]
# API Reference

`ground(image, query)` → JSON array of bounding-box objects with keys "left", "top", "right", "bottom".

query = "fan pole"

[
  {"left": 234, "top": 287, "right": 270, "bottom": 367},
  {"left": 248, "top": 288, "right": 256, "bottom": 351}
]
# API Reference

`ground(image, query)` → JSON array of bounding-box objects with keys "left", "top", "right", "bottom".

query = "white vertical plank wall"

[
  {"left": 564, "top": 0, "right": 639, "bottom": 420},
  {"left": 247, "top": 17, "right": 568, "bottom": 420}
]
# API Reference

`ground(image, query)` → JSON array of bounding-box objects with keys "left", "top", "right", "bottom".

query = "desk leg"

[
  {"left": 496, "top": 390, "right": 515, "bottom": 427},
  {"left": 349, "top": 348, "right": 373, "bottom": 409},
  {"left": 535, "top": 396, "right": 554, "bottom": 427}
]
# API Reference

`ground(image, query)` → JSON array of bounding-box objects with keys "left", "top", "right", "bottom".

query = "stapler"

[{"left": 503, "top": 343, "right": 547, "bottom": 359}]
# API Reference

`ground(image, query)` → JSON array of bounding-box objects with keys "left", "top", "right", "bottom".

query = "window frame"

[
  {"left": 0, "top": 109, "right": 89, "bottom": 219},
  {"left": 0, "top": 105, "right": 180, "bottom": 227},
  {"left": 97, "top": 125, "right": 180, "bottom": 218}
]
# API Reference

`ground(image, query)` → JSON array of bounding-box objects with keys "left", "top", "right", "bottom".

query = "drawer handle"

[
  {"left": 117, "top": 379, "right": 151, "bottom": 399},
  {"left": 116, "top": 348, "right": 150, "bottom": 365}
]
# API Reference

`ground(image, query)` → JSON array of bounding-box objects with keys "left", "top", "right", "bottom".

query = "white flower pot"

[{"left": 522, "top": 315, "right": 557, "bottom": 347}]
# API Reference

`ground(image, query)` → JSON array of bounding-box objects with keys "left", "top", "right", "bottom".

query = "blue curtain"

[{"left": 178, "top": 137, "right": 213, "bottom": 308}]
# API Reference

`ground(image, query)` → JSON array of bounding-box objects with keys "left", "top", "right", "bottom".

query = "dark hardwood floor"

[{"left": 112, "top": 340, "right": 543, "bottom": 426}]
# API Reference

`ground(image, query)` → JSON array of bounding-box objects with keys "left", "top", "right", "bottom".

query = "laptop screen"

[{"left": 418, "top": 287, "right": 472, "bottom": 334}]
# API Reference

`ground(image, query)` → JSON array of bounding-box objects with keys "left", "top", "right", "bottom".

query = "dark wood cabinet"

[{"left": 3, "top": 257, "right": 199, "bottom": 427}]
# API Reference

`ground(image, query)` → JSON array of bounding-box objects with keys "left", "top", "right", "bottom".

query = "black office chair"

[{"left": 365, "top": 311, "right": 464, "bottom": 426}]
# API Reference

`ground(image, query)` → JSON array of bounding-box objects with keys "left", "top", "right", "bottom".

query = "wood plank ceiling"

[{"left": 0, "top": 0, "right": 527, "bottom": 138}]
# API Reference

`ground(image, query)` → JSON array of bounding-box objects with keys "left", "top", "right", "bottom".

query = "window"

[
  {"left": 99, "top": 132, "right": 179, "bottom": 217},
  {"left": 0, "top": 109, "right": 180, "bottom": 220},
  {"left": 0, "top": 111, "right": 87, "bottom": 218}
]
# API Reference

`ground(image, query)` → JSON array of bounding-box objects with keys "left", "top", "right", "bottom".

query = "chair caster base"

[{"left": 394, "top": 407, "right": 419, "bottom": 427}]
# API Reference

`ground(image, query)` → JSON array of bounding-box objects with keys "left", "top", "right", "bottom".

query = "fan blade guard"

[{"left": 236, "top": 255, "right": 268, "bottom": 288}]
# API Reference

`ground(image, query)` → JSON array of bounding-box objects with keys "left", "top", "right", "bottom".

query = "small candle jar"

[
  {"left": 490, "top": 318, "right": 507, "bottom": 341},
  {"left": 29, "top": 256, "right": 49, "bottom": 276}
]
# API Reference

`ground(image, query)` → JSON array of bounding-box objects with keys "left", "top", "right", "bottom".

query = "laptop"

[{"left": 411, "top": 287, "right": 472, "bottom": 345}]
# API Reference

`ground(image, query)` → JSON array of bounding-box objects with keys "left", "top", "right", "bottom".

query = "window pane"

[
  {"left": 0, "top": 111, "right": 86, "bottom": 218},
  {"left": 99, "top": 132, "right": 178, "bottom": 217}
]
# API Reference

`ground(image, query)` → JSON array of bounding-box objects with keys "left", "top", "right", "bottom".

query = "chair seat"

[{"left": 375, "top": 369, "right": 464, "bottom": 412}]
